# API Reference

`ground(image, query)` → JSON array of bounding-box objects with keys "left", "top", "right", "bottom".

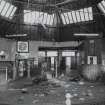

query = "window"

[
  {"left": 75, "top": 11, "right": 81, "bottom": 22},
  {"left": 9, "top": 7, "right": 17, "bottom": 19},
  {"left": 50, "top": 14, "right": 54, "bottom": 25},
  {"left": 84, "top": 8, "right": 89, "bottom": 21},
  {"left": 88, "top": 7, "right": 93, "bottom": 20},
  {"left": 71, "top": 11, "right": 77, "bottom": 23},
  {"left": 24, "top": 10, "right": 55, "bottom": 25},
  {"left": 43, "top": 13, "right": 48, "bottom": 24},
  {"left": 0, "top": 0, "right": 6, "bottom": 13},
  {"left": 79, "top": 9, "right": 85, "bottom": 21},
  {"left": 68, "top": 12, "right": 73, "bottom": 23},
  {"left": 0, "top": 0, "right": 17, "bottom": 19},
  {"left": 61, "top": 13, "right": 66, "bottom": 24},
  {"left": 1, "top": 2, "right": 10, "bottom": 16},
  {"left": 61, "top": 7, "right": 93, "bottom": 25},
  {"left": 98, "top": 0, "right": 105, "bottom": 14},
  {"left": 62, "top": 51, "right": 75, "bottom": 56},
  {"left": 64, "top": 13, "right": 70, "bottom": 24},
  {"left": 5, "top": 5, "right": 14, "bottom": 18}
]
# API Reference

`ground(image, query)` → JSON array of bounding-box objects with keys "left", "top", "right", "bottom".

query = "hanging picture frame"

[{"left": 17, "top": 41, "right": 29, "bottom": 53}]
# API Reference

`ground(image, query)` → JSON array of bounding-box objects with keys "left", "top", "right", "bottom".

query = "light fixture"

[
  {"left": 74, "top": 33, "right": 99, "bottom": 36},
  {"left": 6, "top": 34, "right": 27, "bottom": 37}
]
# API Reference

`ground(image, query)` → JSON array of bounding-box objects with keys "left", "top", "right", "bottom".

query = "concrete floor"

[{"left": 0, "top": 78, "right": 105, "bottom": 105}]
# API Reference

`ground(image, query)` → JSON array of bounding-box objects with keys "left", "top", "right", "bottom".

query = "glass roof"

[
  {"left": 61, "top": 7, "right": 93, "bottom": 25},
  {"left": 0, "top": 0, "right": 17, "bottom": 19},
  {"left": 24, "top": 10, "right": 55, "bottom": 26},
  {"left": 98, "top": 0, "right": 105, "bottom": 14}
]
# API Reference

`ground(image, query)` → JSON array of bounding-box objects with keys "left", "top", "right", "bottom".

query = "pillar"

[
  {"left": 13, "top": 61, "right": 17, "bottom": 80},
  {"left": 27, "top": 60, "right": 31, "bottom": 78}
]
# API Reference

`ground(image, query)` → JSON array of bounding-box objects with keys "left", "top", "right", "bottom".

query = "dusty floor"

[{"left": 0, "top": 78, "right": 105, "bottom": 105}]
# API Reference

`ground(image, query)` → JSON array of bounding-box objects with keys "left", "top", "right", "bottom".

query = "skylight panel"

[
  {"left": 79, "top": 9, "right": 85, "bottom": 21},
  {"left": 35, "top": 11, "right": 40, "bottom": 24},
  {"left": 102, "top": 0, "right": 105, "bottom": 7},
  {"left": 88, "top": 7, "right": 93, "bottom": 20},
  {"left": 61, "top": 13, "right": 66, "bottom": 24},
  {"left": 9, "top": 6, "right": 17, "bottom": 19},
  {"left": 46, "top": 14, "right": 51, "bottom": 25},
  {"left": 1, "top": 2, "right": 10, "bottom": 16},
  {"left": 67, "top": 12, "right": 73, "bottom": 23},
  {"left": 39, "top": 12, "right": 44, "bottom": 24},
  {"left": 43, "top": 13, "right": 48, "bottom": 24},
  {"left": 64, "top": 13, "right": 70, "bottom": 24},
  {"left": 5, "top": 5, "right": 14, "bottom": 17},
  {"left": 31, "top": 11, "right": 35, "bottom": 24},
  {"left": 84, "top": 8, "right": 89, "bottom": 21},
  {"left": 24, "top": 10, "right": 31, "bottom": 23},
  {"left": 71, "top": 11, "right": 77, "bottom": 23},
  {"left": 50, "top": 14, "right": 54, "bottom": 25},
  {"left": 75, "top": 11, "right": 81, "bottom": 22},
  {"left": 98, "top": 2, "right": 105, "bottom": 13},
  {"left": 0, "top": 0, "right": 2, "bottom": 3},
  {"left": 0, "top": 0, "right": 6, "bottom": 13}
]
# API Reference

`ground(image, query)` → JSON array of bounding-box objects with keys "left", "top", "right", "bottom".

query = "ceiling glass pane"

[
  {"left": 0, "top": 0, "right": 6, "bottom": 13},
  {"left": 64, "top": 13, "right": 70, "bottom": 24},
  {"left": 35, "top": 11, "right": 40, "bottom": 24},
  {"left": 71, "top": 11, "right": 77, "bottom": 23},
  {"left": 102, "top": 0, "right": 105, "bottom": 7},
  {"left": 0, "top": 0, "right": 2, "bottom": 3},
  {"left": 31, "top": 11, "right": 35, "bottom": 24},
  {"left": 67, "top": 12, "right": 73, "bottom": 23},
  {"left": 46, "top": 14, "right": 51, "bottom": 25},
  {"left": 1, "top": 2, "right": 10, "bottom": 16},
  {"left": 5, "top": 5, "right": 14, "bottom": 17},
  {"left": 75, "top": 11, "right": 81, "bottom": 22},
  {"left": 88, "top": 7, "right": 93, "bottom": 20},
  {"left": 24, "top": 10, "right": 31, "bottom": 23},
  {"left": 9, "top": 6, "right": 17, "bottom": 19},
  {"left": 61, "top": 13, "right": 66, "bottom": 24},
  {"left": 50, "top": 14, "right": 54, "bottom": 25},
  {"left": 84, "top": 8, "right": 89, "bottom": 21},
  {"left": 79, "top": 9, "right": 85, "bottom": 21},
  {"left": 43, "top": 13, "right": 48, "bottom": 24},
  {"left": 39, "top": 12, "right": 44, "bottom": 24}
]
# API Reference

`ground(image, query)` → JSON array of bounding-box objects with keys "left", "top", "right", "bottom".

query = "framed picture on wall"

[{"left": 17, "top": 41, "right": 29, "bottom": 53}]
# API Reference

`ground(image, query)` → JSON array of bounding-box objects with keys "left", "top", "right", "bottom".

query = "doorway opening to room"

[{"left": 38, "top": 47, "right": 79, "bottom": 79}]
